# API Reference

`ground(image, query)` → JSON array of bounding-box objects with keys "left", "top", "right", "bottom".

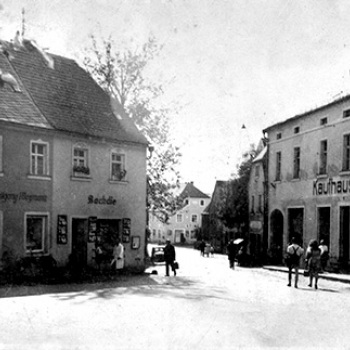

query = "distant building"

[
  {"left": 247, "top": 143, "right": 267, "bottom": 264},
  {"left": 263, "top": 95, "right": 350, "bottom": 269},
  {"left": 148, "top": 182, "right": 210, "bottom": 244},
  {"left": 201, "top": 180, "right": 229, "bottom": 252},
  {"left": 0, "top": 39, "right": 148, "bottom": 273}
]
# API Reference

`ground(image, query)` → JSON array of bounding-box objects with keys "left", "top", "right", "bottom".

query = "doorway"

[
  {"left": 71, "top": 218, "right": 88, "bottom": 269},
  {"left": 288, "top": 208, "right": 304, "bottom": 245},
  {"left": 270, "top": 209, "right": 284, "bottom": 264},
  {"left": 318, "top": 207, "right": 330, "bottom": 246},
  {"left": 340, "top": 206, "right": 350, "bottom": 265},
  {"left": 174, "top": 230, "right": 183, "bottom": 243}
]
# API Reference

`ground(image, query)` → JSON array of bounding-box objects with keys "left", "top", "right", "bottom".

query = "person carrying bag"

[{"left": 286, "top": 237, "right": 304, "bottom": 288}]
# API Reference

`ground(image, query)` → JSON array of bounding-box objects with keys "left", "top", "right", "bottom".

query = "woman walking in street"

[
  {"left": 305, "top": 239, "right": 322, "bottom": 290},
  {"left": 319, "top": 239, "right": 329, "bottom": 272}
]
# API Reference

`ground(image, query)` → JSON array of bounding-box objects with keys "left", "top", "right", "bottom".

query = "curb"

[{"left": 263, "top": 266, "right": 350, "bottom": 285}]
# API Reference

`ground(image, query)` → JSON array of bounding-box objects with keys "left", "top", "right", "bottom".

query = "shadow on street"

[{"left": 0, "top": 272, "right": 235, "bottom": 304}]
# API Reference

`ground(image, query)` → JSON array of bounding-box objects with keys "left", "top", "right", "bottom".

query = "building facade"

[
  {"left": 264, "top": 95, "right": 350, "bottom": 269},
  {"left": 201, "top": 180, "right": 229, "bottom": 252},
  {"left": 248, "top": 145, "right": 267, "bottom": 264},
  {"left": 0, "top": 39, "right": 148, "bottom": 273},
  {"left": 149, "top": 182, "right": 210, "bottom": 244}
]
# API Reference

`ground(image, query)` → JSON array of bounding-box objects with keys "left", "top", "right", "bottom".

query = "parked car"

[{"left": 151, "top": 246, "right": 165, "bottom": 265}]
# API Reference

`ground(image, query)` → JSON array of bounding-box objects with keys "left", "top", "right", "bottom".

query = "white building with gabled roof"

[{"left": 148, "top": 182, "right": 211, "bottom": 244}]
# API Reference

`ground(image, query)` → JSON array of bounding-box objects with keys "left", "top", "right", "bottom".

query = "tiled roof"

[
  {"left": 179, "top": 182, "right": 210, "bottom": 199},
  {"left": 205, "top": 180, "right": 228, "bottom": 215},
  {"left": 0, "top": 40, "right": 147, "bottom": 144},
  {"left": 0, "top": 45, "right": 51, "bottom": 129}
]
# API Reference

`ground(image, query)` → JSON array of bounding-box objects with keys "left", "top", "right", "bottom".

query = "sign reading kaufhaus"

[
  {"left": 313, "top": 178, "right": 350, "bottom": 196},
  {"left": 0, "top": 192, "right": 47, "bottom": 203}
]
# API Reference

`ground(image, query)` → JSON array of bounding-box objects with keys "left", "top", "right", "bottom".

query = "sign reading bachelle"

[{"left": 88, "top": 195, "right": 116, "bottom": 205}]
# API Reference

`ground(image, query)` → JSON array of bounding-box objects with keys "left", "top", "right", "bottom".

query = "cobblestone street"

[{"left": 1, "top": 246, "right": 350, "bottom": 349}]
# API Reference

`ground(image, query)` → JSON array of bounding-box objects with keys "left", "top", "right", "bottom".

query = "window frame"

[
  {"left": 293, "top": 147, "right": 301, "bottom": 179},
  {"left": 0, "top": 135, "right": 2, "bottom": 174},
  {"left": 176, "top": 214, "right": 183, "bottom": 223},
  {"left": 191, "top": 214, "right": 198, "bottom": 223},
  {"left": 255, "top": 164, "right": 260, "bottom": 177},
  {"left": 343, "top": 134, "right": 350, "bottom": 171},
  {"left": 258, "top": 194, "right": 263, "bottom": 212},
  {"left": 320, "top": 117, "right": 328, "bottom": 126},
  {"left": 275, "top": 151, "right": 282, "bottom": 181},
  {"left": 319, "top": 139, "right": 328, "bottom": 175},
  {"left": 30, "top": 140, "right": 49, "bottom": 177},
  {"left": 110, "top": 151, "right": 127, "bottom": 182},
  {"left": 72, "top": 143, "right": 90, "bottom": 178},
  {"left": 24, "top": 212, "right": 49, "bottom": 254},
  {"left": 343, "top": 109, "right": 350, "bottom": 119}
]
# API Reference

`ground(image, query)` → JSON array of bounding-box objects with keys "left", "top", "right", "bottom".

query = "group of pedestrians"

[
  {"left": 199, "top": 240, "right": 214, "bottom": 257},
  {"left": 286, "top": 237, "right": 329, "bottom": 289}
]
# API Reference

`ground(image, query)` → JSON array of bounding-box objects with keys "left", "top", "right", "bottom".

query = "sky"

[{"left": 2, "top": 0, "right": 350, "bottom": 194}]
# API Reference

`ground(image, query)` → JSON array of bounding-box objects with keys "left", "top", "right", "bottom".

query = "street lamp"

[{"left": 147, "top": 145, "right": 154, "bottom": 159}]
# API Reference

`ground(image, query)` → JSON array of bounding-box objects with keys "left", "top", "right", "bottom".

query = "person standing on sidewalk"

[
  {"left": 227, "top": 239, "right": 236, "bottom": 269},
  {"left": 111, "top": 238, "right": 125, "bottom": 273},
  {"left": 286, "top": 237, "right": 304, "bottom": 288},
  {"left": 199, "top": 240, "right": 206, "bottom": 257},
  {"left": 319, "top": 240, "right": 329, "bottom": 272},
  {"left": 164, "top": 239, "right": 176, "bottom": 276},
  {"left": 305, "top": 239, "right": 322, "bottom": 289}
]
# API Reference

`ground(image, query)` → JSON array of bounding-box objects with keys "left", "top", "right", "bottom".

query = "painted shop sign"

[
  {"left": 88, "top": 195, "right": 117, "bottom": 205},
  {"left": 0, "top": 192, "right": 47, "bottom": 203},
  {"left": 313, "top": 178, "right": 350, "bottom": 196}
]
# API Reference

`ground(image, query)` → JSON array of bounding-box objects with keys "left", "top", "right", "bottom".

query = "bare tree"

[{"left": 83, "top": 35, "right": 182, "bottom": 221}]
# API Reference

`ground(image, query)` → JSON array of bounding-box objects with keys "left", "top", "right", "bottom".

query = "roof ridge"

[{"left": 179, "top": 182, "right": 210, "bottom": 199}]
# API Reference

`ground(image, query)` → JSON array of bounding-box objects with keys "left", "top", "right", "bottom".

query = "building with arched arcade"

[{"left": 262, "top": 95, "right": 350, "bottom": 270}]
